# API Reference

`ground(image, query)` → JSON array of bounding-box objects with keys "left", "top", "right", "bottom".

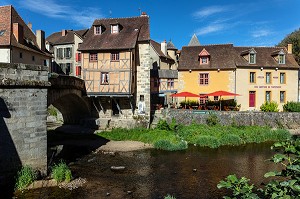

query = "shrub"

[
  {"left": 51, "top": 161, "right": 72, "bottom": 183},
  {"left": 206, "top": 113, "right": 220, "bottom": 126},
  {"left": 15, "top": 165, "right": 37, "bottom": 191},
  {"left": 48, "top": 105, "right": 58, "bottom": 116},
  {"left": 164, "top": 195, "right": 176, "bottom": 199},
  {"left": 260, "top": 101, "right": 279, "bottom": 112},
  {"left": 180, "top": 100, "right": 199, "bottom": 108},
  {"left": 195, "top": 135, "right": 220, "bottom": 148},
  {"left": 219, "top": 134, "right": 243, "bottom": 146},
  {"left": 154, "top": 140, "right": 187, "bottom": 151},
  {"left": 283, "top": 101, "right": 300, "bottom": 112},
  {"left": 156, "top": 119, "right": 170, "bottom": 130}
]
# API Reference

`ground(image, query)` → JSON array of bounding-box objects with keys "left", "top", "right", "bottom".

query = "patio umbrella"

[
  {"left": 171, "top": 92, "right": 200, "bottom": 108},
  {"left": 205, "top": 90, "right": 240, "bottom": 111}
]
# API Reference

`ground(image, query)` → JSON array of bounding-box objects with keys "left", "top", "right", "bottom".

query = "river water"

[{"left": 15, "top": 136, "right": 281, "bottom": 199}]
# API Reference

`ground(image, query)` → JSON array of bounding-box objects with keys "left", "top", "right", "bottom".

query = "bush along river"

[{"left": 15, "top": 131, "right": 282, "bottom": 199}]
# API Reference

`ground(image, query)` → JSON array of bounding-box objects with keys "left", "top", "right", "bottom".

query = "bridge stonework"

[{"left": 0, "top": 63, "right": 49, "bottom": 183}]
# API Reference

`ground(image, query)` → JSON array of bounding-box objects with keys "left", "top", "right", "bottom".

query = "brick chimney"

[
  {"left": 13, "top": 23, "right": 23, "bottom": 44},
  {"left": 36, "top": 30, "right": 45, "bottom": 51},
  {"left": 62, "top": 29, "right": 67, "bottom": 36},
  {"left": 287, "top": 43, "right": 293, "bottom": 54},
  {"left": 161, "top": 40, "right": 167, "bottom": 56}
]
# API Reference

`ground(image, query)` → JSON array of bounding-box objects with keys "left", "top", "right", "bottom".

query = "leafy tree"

[{"left": 277, "top": 28, "right": 300, "bottom": 65}]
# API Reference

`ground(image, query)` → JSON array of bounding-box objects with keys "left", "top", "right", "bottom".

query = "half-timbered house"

[{"left": 78, "top": 13, "right": 151, "bottom": 129}]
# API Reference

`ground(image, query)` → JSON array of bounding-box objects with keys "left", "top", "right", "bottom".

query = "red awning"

[
  {"left": 205, "top": 90, "right": 240, "bottom": 97},
  {"left": 171, "top": 92, "right": 200, "bottom": 98}
]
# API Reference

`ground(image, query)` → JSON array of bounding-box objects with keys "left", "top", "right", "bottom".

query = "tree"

[{"left": 277, "top": 28, "right": 300, "bottom": 65}]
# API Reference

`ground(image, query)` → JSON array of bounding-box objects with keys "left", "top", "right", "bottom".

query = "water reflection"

[{"left": 16, "top": 142, "right": 281, "bottom": 199}]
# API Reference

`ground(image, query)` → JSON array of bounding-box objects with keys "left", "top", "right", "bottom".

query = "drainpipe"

[{"left": 234, "top": 69, "right": 237, "bottom": 100}]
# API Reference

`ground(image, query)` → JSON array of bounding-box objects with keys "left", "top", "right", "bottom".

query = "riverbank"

[{"left": 97, "top": 141, "right": 153, "bottom": 152}]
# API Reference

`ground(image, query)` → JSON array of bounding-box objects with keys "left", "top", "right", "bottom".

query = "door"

[{"left": 249, "top": 91, "right": 256, "bottom": 107}]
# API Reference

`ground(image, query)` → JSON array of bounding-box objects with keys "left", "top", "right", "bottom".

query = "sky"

[{"left": 2, "top": 0, "right": 300, "bottom": 49}]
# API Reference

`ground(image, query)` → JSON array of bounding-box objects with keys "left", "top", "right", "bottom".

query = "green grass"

[
  {"left": 51, "top": 161, "right": 72, "bottom": 183},
  {"left": 96, "top": 122, "right": 291, "bottom": 150},
  {"left": 15, "top": 165, "right": 37, "bottom": 191}
]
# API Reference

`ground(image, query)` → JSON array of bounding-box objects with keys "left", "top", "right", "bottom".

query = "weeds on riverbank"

[
  {"left": 15, "top": 166, "right": 37, "bottom": 191},
  {"left": 97, "top": 119, "right": 291, "bottom": 150},
  {"left": 51, "top": 161, "right": 72, "bottom": 183}
]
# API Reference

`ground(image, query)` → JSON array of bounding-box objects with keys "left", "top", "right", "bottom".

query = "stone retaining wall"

[{"left": 161, "top": 109, "right": 300, "bottom": 129}]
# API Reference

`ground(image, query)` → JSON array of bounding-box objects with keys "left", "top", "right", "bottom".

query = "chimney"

[
  {"left": 141, "top": 12, "right": 148, "bottom": 17},
  {"left": 13, "top": 23, "right": 23, "bottom": 44},
  {"left": 161, "top": 40, "right": 167, "bottom": 56},
  {"left": 27, "top": 22, "right": 32, "bottom": 31},
  {"left": 36, "top": 30, "right": 45, "bottom": 51},
  {"left": 62, "top": 29, "right": 67, "bottom": 36},
  {"left": 287, "top": 43, "right": 293, "bottom": 54}
]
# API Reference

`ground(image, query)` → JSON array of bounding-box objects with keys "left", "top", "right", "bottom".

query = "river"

[{"left": 15, "top": 132, "right": 281, "bottom": 199}]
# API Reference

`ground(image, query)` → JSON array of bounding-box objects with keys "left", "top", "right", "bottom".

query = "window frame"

[
  {"left": 94, "top": 25, "right": 102, "bottom": 35},
  {"left": 280, "top": 72, "right": 286, "bottom": 84},
  {"left": 249, "top": 53, "right": 256, "bottom": 64},
  {"left": 265, "top": 91, "right": 271, "bottom": 102},
  {"left": 101, "top": 72, "right": 109, "bottom": 84},
  {"left": 111, "top": 52, "right": 120, "bottom": 61},
  {"left": 167, "top": 78, "right": 174, "bottom": 89},
  {"left": 111, "top": 24, "right": 119, "bottom": 34},
  {"left": 249, "top": 72, "right": 256, "bottom": 83},
  {"left": 279, "top": 54, "right": 285, "bottom": 64},
  {"left": 89, "top": 53, "right": 98, "bottom": 62},
  {"left": 199, "top": 73, "right": 209, "bottom": 85},
  {"left": 266, "top": 72, "right": 272, "bottom": 84},
  {"left": 280, "top": 91, "right": 286, "bottom": 103},
  {"left": 199, "top": 94, "right": 208, "bottom": 105}
]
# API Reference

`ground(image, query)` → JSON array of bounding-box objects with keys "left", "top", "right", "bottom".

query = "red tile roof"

[
  {"left": 78, "top": 16, "right": 150, "bottom": 51},
  {"left": 0, "top": 5, "right": 51, "bottom": 57}
]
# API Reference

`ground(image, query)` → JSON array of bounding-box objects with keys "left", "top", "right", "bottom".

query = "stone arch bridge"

[{"left": 48, "top": 75, "right": 92, "bottom": 124}]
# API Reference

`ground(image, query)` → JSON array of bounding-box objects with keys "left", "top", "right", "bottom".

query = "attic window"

[
  {"left": 249, "top": 53, "right": 256, "bottom": 64},
  {"left": 94, "top": 25, "right": 104, "bottom": 35},
  {"left": 111, "top": 24, "right": 119, "bottom": 33},
  {"left": 198, "top": 48, "right": 210, "bottom": 65},
  {"left": 278, "top": 50, "right": 285, "bottom": 64},
  {"left": 0, "top": 30, "right": 5, "bottom": 36}
]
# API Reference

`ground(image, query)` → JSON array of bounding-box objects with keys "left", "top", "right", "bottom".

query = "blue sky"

[{"left": 2, "top": 0, "right": 300, "bottom": 49}]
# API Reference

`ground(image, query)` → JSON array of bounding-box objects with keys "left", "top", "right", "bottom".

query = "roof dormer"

[
  {"left": 94, "top": 25, "right": 105, "bottom": 35},
  {"left": 241, "top": 48, "right": 257, "bottom": 64},
  {"left": 272, "top": 49, "right": 285, "bottom": 64},
  {"left": 198, "top": 48, "right": 210, "bottom": 65},
  {"left": 111, "top": 24, "right": 122, "bottom": 34}
]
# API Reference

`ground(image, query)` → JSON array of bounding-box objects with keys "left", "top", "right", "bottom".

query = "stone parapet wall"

[
  {"left": 161, "top": 109, "right": 300, "bottom": 129},
  {"left": 0, "top": 63, "right": 48, "bottom": 184}
]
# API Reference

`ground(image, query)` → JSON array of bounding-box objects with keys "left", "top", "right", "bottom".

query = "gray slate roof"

[
  {"left": 167, "top": 40, "right": 177, "bottom": 50},
  {"left": 188, "top": 34, "right": 201, "bottom": 46}
]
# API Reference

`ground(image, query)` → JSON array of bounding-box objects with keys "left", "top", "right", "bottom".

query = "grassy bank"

[{"left": 96, "top": 120, "right": 291, "bottom": 150}]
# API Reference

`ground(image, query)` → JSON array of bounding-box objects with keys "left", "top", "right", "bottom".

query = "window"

[
  {"left": 19, "top": 52, "right": 22, "bottom": 59},
  {"left": 111, "top": 24, "right": 119, "bottom": 33},
  {"left": 94, "top": 26, "right": 102, "bottom": 35},
  {"left": 65, "top": 47, "right": 72, "bottom": 59},
  {"left": 111, "top": 52, "right": 119, "bottom": 61},
  {"left": 101, "top": 72, "right": 109, "bottom": 84},
  {"left": 167, "top": 79, "right": 174, "bottom": 89},
  {"left": 199, "top": 95, "right": 208, "bottom": 105},
  {"left": 280, "top": 73, "right": 286, "bottom": 84},
  {"left": 214, "top": 96, "right": 218, "bottom": 101},
  {"left": 32, "top": 56, "right": 35, "bottom": 61},
  {"left": 201, "top": 57, "right": 208, "bottom": 64},
  {"left": 266, "top": 72, "right": 271, "bottom": 84},
  {"left": 249, "top": 53, "right": 256, "bottom": 64},
  {"left": 89, "top": 53, "right": 98, "bottom": 61},
  {"left": 76, "top": 53, "right": 81, "bottom": 62},
  {"left": 265, "top": 91, "right": 271, "bottom": 102},
  {"left": 66, "top": 63, "right": 71, "bottom": 75},
  {"left": 279, "top": 54, "right": 285, "bottom": 64},
  {"left": 250, "top": 72, "right": 256, "bottom": 83},
  {"left": 57, "top": 48, "right": 63, "bottom": 59},
  {"left": 280, "top": 91, "right": 286, "bottom": 103},
  {"left": 199, "top": 73, "right": 209, "bottom": 85},
  {"left": 0, "top": 30, "right": 5, "bottom": 36},
  {"left": 249, "top": 91, "right": 256, "bottom": 107}
]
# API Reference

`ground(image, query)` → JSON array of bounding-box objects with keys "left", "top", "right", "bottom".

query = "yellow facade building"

[{"left": 178, "top": 43, "right": 299, "bottom": 111}]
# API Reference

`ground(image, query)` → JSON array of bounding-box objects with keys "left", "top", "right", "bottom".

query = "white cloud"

[
  {"left": 252, "top": 29, "right": 272, "bottom": 38},
  {"left": 19, "top": 0, "right": 103, "bottom": 27},
  {"left": 195, "top": 24, "right": 225, "bottom": 35},
  {"left": 193, "top": 6, "right": 231, "bottom": 19}
]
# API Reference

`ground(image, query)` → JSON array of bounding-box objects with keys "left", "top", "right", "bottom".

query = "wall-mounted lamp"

[
  {"left": 189, "top": 69, "right": 192, "bottom": 73},
  {"left": 260, "top": 67, "right": 263, "bottom": 71},
  {"left": 275, "top": 67, "right": 278, "bottom": 71},
  {"left": 217, "top": 68, "right": 220, "bottom": 72}
]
